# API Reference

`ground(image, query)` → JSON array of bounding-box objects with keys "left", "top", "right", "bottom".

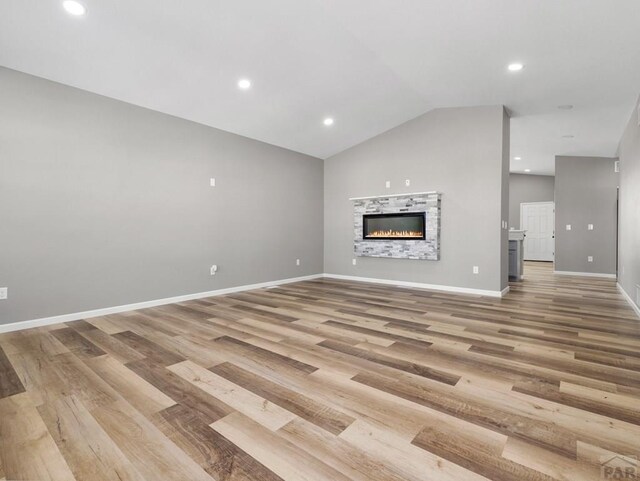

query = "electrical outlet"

[
  {"left": 405, "top": 179, "right": 410, "bottom": 186},
  {"left": 352, "top": 258, "right": 357, "bottom": 266},
  {"left": 587, "top": 224, "right": 594, "bottom": 230},
  {"left": 385, "top": 180, "right": 391, "bottom": 189},
  {"left": 587, "top": 256, "right": 593, "bottom": 263},
  {"left": 473, "top": 266, "right": 479, "bottom": 274},
  {"left": 210, "top": 265, "right": 218, "bottom": 276},
  {"left": 0, "top": 287, "right": 7, "bottom": 300},
  {"left": 209, "top": 178, "right": 216, "bottom": 187},
  {"left": 566, "top": 224, "right": 572, "bottom": 231},
  {"left": 296, "top": 259, "right": 300, "bottom": 266}
]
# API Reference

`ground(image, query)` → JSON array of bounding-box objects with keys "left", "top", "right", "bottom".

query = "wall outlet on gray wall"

[
  {"left": 587, "top": 256, "right": 593, "bottom": 262},
  {"left": 385, "top": 180, "right": 391, "bottom": 188},
  {"left": 0, "top": 287, "right": 7, "bottom": 300},
  {"left": 296, "top": 259, "right": 300, "bottom": 266},
  {"left": 473, "top": 266, "right": 479, "bottom": 274},
  {"left": 210, "top": 265, "right": 218, "bottom": 276},
  {"left": 352, "top": 258, "right": 357, "bottom": 265},
  {"left": 565, "top": 224, "right": 571, "bottom": 230},
  {"left": 209, "top": 177, "right": 216, "bottom": 187}
]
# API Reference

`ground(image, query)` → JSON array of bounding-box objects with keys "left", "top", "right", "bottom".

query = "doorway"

[{"left": 520, "top": 201, "right": 555, "bottom": 261}]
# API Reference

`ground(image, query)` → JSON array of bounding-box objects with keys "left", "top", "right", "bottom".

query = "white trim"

[
  {"left": 501, "top": 286, "right": 511, "bottom": 296},
  {"left": 349, "top": 191, "right": 440, "bottom": 201},
  {"left": 0, "top": 271, "right": 513, "bottom": 334},
  {"left": 617, "top": 283, "right": 640, "bottom": 319},
  {"left": 553, "top": 270, "right": 617, "bottom": 279},
  {"left": 0, "top": 274, "right": 323, "bottom": 334},
  {"left": 323, "top": 273, "right": 507, "bottom": 298}
]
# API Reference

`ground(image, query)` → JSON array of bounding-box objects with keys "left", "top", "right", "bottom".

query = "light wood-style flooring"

[{"left": 1, "top": 262, "right": 639, "bottom": 481}]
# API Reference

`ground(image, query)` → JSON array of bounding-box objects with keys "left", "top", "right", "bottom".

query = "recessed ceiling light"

[
  {"left": 237, "top": 79, "right": 251, "bottom": 90},
  {"left": 558, "top": 104, "right": 574, "bottom": 110},
  {"left": 323, "top": 118, "right": 334, "bottom": 126},
  {"left": 562, "top": 134, "right": 575, "bottom": 138},
  {"left": 507, "top": 63, "right": 524, "bottom": 72},
  {"left": 514, "top": 156, "right": 522, "bottom": 160},
  {"left": 524, "top": 169, "right": 531, "bottom": 173},
  {"left": 62, "top": 0, "right": 86, "bottom": 16}
]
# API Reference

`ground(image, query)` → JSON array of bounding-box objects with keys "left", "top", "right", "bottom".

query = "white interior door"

[{"left": 520, "top": 202, "right": 555, "bottom": 261}]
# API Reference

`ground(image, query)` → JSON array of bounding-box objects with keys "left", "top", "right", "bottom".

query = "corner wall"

[
  {"left": 0, "top": 67, "right": 324, "bottom": 325},
  {"left": 554, "top": 155, "right": 618, "bottom": 275},
  {"left": 324, "top": 106, "right": 509, "bottom": 294},
  {"left": 617, "top": 96, "right": 640, "bottom": 312}
]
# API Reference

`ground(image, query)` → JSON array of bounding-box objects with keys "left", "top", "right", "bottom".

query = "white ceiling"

[{"left": 1, "top": 0, "right": 639, "bottom": 174}]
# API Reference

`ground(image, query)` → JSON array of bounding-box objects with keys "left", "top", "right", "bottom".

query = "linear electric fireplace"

[{"left": 362, "top": 212, "right": 426, "bottom": 240}]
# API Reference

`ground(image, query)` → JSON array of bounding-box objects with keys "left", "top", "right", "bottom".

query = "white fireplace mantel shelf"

[{"left": 349, "top": 191, "right": 441, "bottom": 201}]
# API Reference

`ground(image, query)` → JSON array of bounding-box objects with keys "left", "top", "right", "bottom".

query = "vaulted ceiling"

[{"left": 2, "top": 0, "right": 639, "bottom": 173}]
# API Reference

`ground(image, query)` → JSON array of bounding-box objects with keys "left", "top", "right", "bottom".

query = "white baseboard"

[
  {"left": 553, "top": 270, "right": 617, "bottom": 279},
  {"left": 0, "top": 274, "right": 324, "bottom": 334},
  {"left": 617, "top": 283, "right": 640, "bottom": 319},
  {"left": 323, "top": 273, "right": 507, "bottom": 298},
  {"left": 0, "top": 272, "right": 512, "bottom": 334}
]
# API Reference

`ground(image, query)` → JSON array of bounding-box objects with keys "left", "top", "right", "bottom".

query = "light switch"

[
  {"left": 587, "top": 256, "right": 593, "bottom": 263},
  {"left": 588, "top": 224, "right": 594, "bottom": 230},
  {"left": 405, "top": 179, "right": 410, "bottom": 186},
  {"left": 210, "top": 178, "right": 216, "bottom": 187},
  {"left": 473, "top": 266, "right": 479, "bottom": 274},
  {"left": 385, "top": 180, "right": 391, "bottom": 188},
  {"left": 352, "top": 258, "right": 357, "bottom": 266},
  {"left": 566, "top": 224, "right": 572, "bottom": 231}
]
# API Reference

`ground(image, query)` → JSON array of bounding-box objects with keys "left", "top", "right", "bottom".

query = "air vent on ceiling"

[{"left": 615, "top": 161, "right": 620, "bottom": 173}]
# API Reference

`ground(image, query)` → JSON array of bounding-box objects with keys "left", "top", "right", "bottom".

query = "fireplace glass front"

[{"left": 362, "top": 212, "right": 426, "bottom": 240}]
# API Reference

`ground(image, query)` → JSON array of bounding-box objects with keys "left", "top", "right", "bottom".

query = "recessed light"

[
  {"left": 323, "top": 118, "right": 334, "bottom": 126},
  {"left": 562, "top": 134, "right": 575, "bottom": 138},
  {"left": 524, "top": 169, "right": 531, "bottom": 173},
  {"left": 507, "top": 63, "right": 524, "bottom": 72},
  {"left": 62, "top": 0, "right": 86, "bottom": 16},
  {"left": 514, "top": 156, "right": 521, "bottom": 160},
  {"left": 558, "top": 104, "right": 574, "bottom": 110},
  {"left": 237, "top": 79, "right": 251, "bottom": 90}
]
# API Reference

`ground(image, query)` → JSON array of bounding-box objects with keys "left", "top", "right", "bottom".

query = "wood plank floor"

[{"left": 1, "top": 262, "right": 639, "bottom": 480}]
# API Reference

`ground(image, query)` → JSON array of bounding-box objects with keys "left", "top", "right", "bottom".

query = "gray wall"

[
  {"left": 0, "top": 68, "right": 324, "bottom": 324},
  {"left": 617, "top": 96, "right": 640, "bottom": 310},
  {"left": 324, "top": 106, "right": 509, "bottom": 293},
  {"left": 554, "top": 156, "right": 618, "bottom": 274},
  {"left": 508, "top": 174, "right": 555, "bottom": 228}
]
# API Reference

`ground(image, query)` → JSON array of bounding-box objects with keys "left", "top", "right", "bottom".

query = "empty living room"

[{"left": 2, "top": 1, "right": 640, "bottom": 480}]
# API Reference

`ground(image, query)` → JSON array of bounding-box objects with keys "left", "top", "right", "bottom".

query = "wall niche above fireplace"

[
  {"left": 363, "top": 212, "right": 426, "bottom": 240},
  {"left": 351, "top": 192, "right": 441, "bottom": 260}
]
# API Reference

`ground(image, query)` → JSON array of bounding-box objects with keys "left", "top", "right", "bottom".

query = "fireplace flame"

[{"left": 366, "top": 230, "right": 423, "bottom": 238}]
